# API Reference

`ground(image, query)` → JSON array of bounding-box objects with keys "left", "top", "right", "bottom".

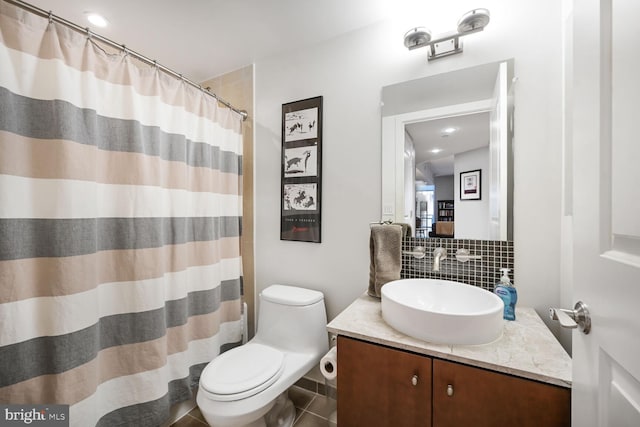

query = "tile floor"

[{"left": 170, "top": 386, "right": 336, "bottom": 427}]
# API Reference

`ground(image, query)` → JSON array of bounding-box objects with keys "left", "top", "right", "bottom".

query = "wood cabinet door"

[
  {"left": 432, "top": 359, "right": 570, "bottom": 427},
  {"left": 337, "top": 336, "right": 432, "bottom": 427}
]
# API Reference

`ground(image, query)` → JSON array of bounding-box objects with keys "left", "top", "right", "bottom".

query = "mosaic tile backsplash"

[{"left": 401, "top": 238, "right": 514, "bottom": 291}]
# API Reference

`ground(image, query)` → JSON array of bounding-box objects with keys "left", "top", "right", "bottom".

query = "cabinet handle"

[
  {"left": 411, "top": 375, "right": 418, "bottom": 386},
  {"left": 447, "top": 384, "right": 454, "bottom": 397}
]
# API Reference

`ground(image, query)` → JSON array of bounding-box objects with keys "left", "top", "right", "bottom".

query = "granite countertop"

[{"left": 327, "top": 293, "right": 572, "bottom": 388}]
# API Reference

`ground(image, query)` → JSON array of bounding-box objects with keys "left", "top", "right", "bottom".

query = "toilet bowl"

[{"left": 197, "top": 285, "right": 328, "bottom": 427}]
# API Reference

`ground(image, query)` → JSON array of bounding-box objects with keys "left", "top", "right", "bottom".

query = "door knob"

[
  {"left": 549, "top": 301, "right": 591, "bottom": 334},
  {"left": 411, "top": 375, "right": 418, "bottom": 386}
]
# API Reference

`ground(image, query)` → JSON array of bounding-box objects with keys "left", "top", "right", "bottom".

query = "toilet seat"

[{"left": 200, "top": 343, "right": 285, "bottom": 402}]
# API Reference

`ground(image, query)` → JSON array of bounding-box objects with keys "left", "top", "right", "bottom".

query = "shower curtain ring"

[{"left": 48, "top": 11, "right": 53, "bottom": 24}]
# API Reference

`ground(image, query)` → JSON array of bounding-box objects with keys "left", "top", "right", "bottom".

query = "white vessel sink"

[{"left": 381, "top": 279, "right": 504, "bottom": 345}]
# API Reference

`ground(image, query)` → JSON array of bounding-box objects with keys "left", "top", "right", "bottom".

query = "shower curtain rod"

[{"left": 5, "top": 0, "right": 249, "bottom": 121}]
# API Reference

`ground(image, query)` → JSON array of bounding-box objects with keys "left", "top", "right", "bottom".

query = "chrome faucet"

[{"left": 432, "top": 247, "right": 447, "bottom": 272}]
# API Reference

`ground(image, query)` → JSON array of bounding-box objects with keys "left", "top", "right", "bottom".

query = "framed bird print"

[{"left": 281, "top": 96, "right": 322, "bottom": 242}]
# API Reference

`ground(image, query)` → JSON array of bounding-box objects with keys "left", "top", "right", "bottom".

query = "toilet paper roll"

[{"left": 320, "top": 346, "right": 338, "bottom": 381}]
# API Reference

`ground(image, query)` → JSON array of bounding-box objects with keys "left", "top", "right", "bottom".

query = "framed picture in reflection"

[{"left": 460, "top": 169, "right": 481, "bottom": 200}]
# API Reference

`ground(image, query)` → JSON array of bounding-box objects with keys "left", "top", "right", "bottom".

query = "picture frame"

[
  {"left": 281, "top": 96, "right": 323, "bottom": 242},
  {"left": 460, "top": 169, "right": 481, "bottom": 201}
]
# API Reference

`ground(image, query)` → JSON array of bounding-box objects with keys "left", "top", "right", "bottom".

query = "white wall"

[
  {"left": 455, "top": 147, "right": 490, "bottom": 239},
  {"left": 254, "top": 0, "right": 563, "bottom": 332},
  {"left": 417, "top": 162, "right": 434, "bottom": 185},
  {"left": 434, "top": 175, "right": 454, "bottom": 205}
]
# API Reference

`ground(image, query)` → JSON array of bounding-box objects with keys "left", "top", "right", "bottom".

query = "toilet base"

[
  {"left": 264, "top": 392, "right": 295, "bottom": 427},
  {"left": 242, "top": 418, "right": 266, "bottom": 427},
  {"left": 199, "top": 391, "right": 295, "bottom": 427}
]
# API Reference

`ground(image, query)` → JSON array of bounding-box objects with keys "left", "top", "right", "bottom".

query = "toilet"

[{"left": 197, "top": 285, "right": 328, "bottom": 427}]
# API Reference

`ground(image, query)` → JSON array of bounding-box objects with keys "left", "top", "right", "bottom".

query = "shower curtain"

[{"left": 0, "top": 2, "right": 243, "bottom": 426}]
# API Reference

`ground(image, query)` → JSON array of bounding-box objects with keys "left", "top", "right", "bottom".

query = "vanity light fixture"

[{"left": 403, "top": 8, "right": 490, "bottom": 61}]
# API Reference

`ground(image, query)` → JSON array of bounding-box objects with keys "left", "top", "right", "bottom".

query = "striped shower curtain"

[{"left": 0, "top": 2, "right": 243, "bottom": 426}]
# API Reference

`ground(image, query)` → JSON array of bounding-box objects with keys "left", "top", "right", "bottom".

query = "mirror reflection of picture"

[
  {"left": 460, "top": 169, "right": 481, "bottom": 200},
  {"left": 464, "top": 176, "right": 477, "bottom": 194}
]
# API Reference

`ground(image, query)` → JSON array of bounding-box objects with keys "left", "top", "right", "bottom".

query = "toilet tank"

[{"left": 255, "top": 285, "right": 328, "bottom": 356}]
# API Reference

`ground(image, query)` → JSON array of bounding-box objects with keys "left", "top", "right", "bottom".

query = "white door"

[
  {"left": 571, "top": 0, "right": 640, "bottom": 425},
  {"left": 488, "top": 61, "right": 508, "bottom": 240}
]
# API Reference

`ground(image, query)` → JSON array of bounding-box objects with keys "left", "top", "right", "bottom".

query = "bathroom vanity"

[{"left": 327, "top": 294, "right": 572, "bottom": 427}]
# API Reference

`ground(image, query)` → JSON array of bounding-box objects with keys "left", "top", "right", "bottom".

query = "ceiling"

[
  {"left": 407, "top": 111, "right": 490, "bottom": 178},
  {"left": 25, "top": 0, "right": 391, "bottom": 82}
]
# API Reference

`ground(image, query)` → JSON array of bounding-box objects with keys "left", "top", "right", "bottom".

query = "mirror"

[{"left": 381, "top": 59, "right": 514, "bottom": 240}]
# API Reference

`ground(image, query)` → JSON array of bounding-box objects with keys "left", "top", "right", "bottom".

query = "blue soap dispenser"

[{"left": 494, "top": 268, "right": 517, "bottom": 321}]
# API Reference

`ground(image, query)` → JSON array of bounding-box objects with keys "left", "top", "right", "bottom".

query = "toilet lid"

[
  {"left": 200, "top": 343, "right": 285, "bottom": 400},
  {"left": 261, "top": 285, "right": 324, "bottom": 306}
]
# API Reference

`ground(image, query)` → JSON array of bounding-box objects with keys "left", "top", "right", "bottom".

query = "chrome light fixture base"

[
  {"left": 404, "top": 8, "right": 490, "bottom": 61},
  {"left": 426, "top": 33, "right": 463, "bottom": 61}
]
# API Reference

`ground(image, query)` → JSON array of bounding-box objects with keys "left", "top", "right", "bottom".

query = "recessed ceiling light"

[
  {"left": 85, "top": 12, "right": 109, "bottom": 28},
  {"left": 442, "top": 127, "right": 457, "bottom": 134},
  {"left": 431, "top": 148, "right": 442, "bottom": 154}
]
